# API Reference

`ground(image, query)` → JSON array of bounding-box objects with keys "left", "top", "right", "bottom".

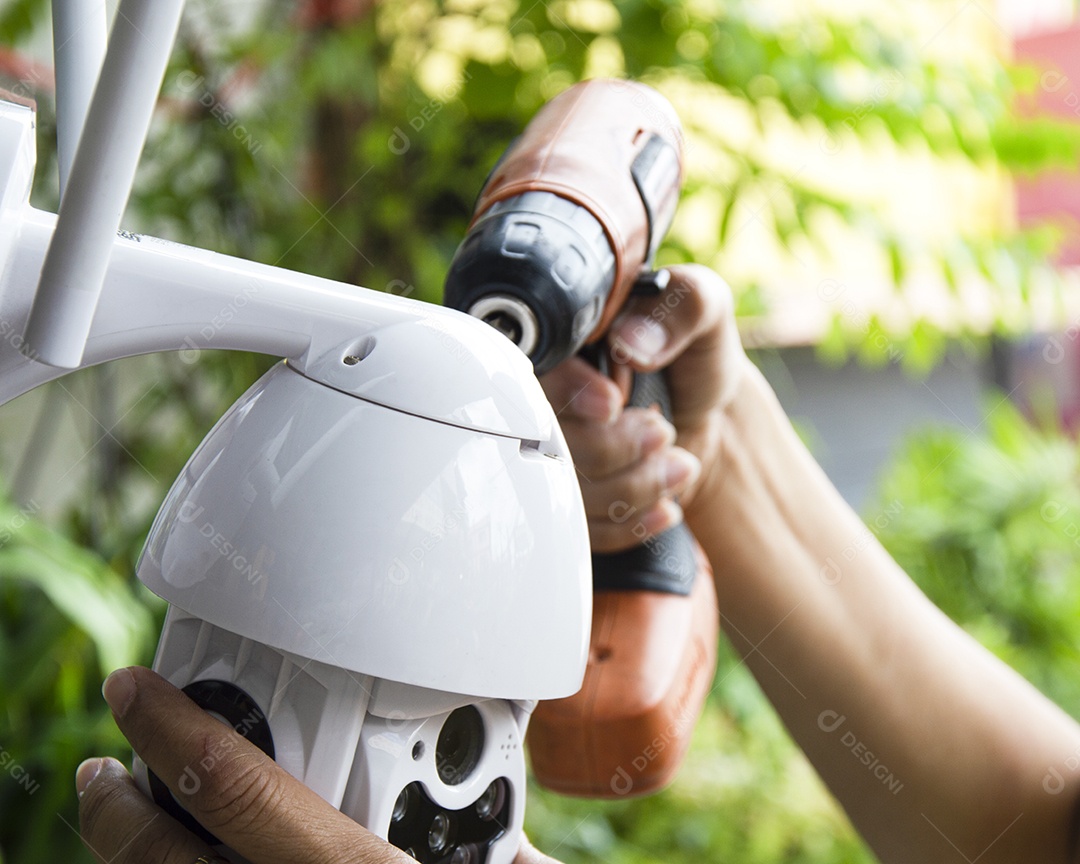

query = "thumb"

[
  {"left": 514, "top": 834, "right": 565, "bottom": 864},
  {"left": 608, "top": 264, "right": 745, "bottom": 427}
]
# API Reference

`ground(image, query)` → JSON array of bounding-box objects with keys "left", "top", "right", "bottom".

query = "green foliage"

[
  {"left": 121, "top": 0, "right": 1080, "bottom": 358},
  {"left": 0, "top": 487, "right": 158, "bottom": 863},
  {"left": 1, "top": 0, "right": 1078, "bottom": 862},
  {"left": 867, "top": 396, "right": 1080, "bottom": 715},
  {"left": 0, "top": 0, "right": 42, "bottom": 46}
]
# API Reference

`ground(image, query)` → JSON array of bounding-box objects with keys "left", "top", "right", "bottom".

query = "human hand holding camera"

[{"left": 76, "top": 666, "right": 562, "bottom": 864}]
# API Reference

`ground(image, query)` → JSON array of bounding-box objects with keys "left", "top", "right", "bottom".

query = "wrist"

[
  {"left": 678, "top": 358, "right": 866, "bottom": 597},
  {"left": 678, "top": 358, "right": 772, "bottom": 523}
]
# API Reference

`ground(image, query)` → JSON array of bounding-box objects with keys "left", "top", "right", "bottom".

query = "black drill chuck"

[{"left": 445, "top": 191, "right": 615, "bottom": 376}]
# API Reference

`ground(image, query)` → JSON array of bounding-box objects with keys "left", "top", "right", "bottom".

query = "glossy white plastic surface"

[
  {"left": 25, "top": 0, "right": 187, "bottom": 367},
  {"left": 0, "top": 104, "right": 552, "bottom": 442},
  {"left": 137, "top": 363, "right": 591, "bottom": 700},
  {"left": 51, "top": 0, "right": 108, "bottom": 195}
]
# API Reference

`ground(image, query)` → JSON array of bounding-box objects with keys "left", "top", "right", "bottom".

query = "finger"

[
  {"left": 609, "top": 264, "right": 744, "bottom": 425},
  {"left": 576, "top": 446, "right": 700, "bottom": 519},
  {"left": 587, "top": 498, "right": 683, "bottom": 554},
  {"left": 77, "top": 757, "right": 209, "bottom": 864},
  {"left": 101, "top": 667, "right": 406, "bottom": 864},
  {"left": 560, "top": 407, "right": 675, "bottom": 481},
  {"left": 609, "top": 264, "right": 729, "bottom": 370},
  {"left": 539, "top": 356, "right": 624, "bottom": 423},
  {"left": 514, "top": 834, "right": 565, "bottom": 864}
]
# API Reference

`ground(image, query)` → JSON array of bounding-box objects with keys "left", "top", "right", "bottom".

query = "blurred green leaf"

[
  {"left": 869, "top": 398, "right": 1080, "bottom": 714},
  {"left": 2, "top": 0, "right": 1080, "bottom": 861}
]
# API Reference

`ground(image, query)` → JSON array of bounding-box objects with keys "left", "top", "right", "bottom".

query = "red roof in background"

[{"left": 1015, "top": 23, "right": 1080, "bottom": 265}]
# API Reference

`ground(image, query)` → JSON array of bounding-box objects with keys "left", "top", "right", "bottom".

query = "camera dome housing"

[{"left": 137, "top": 358, "right": 590, "bottom": 700}]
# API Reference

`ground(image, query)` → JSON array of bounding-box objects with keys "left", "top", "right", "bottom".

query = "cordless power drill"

[{"left": 445, "top": 78, "right": 719, "bottom": 798}]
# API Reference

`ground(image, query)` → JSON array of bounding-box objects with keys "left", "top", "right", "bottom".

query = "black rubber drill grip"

[{"left": 590, "top": 369, "right": 697, "bottom": 596}]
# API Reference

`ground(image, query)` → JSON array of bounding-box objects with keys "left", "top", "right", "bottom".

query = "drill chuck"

[
  {"left": 447, "top": 191, "right": 615, "bottom": 375},
  {"left": 468, "top": 295, "right": 540, "bottom": 357},
  {"left": 444, "top": 79, "right": 683, "bottom": 374}
]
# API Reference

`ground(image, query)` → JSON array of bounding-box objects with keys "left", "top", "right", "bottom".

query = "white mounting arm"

[
  {"left": 25, "top": 0, "right": 185, "bottom": 368},
  {"left": 0, "top": 101, "right": 550, "bottom": 442},
  {"left": 51, "top": 0, "right": 108, "bottom": 195}
]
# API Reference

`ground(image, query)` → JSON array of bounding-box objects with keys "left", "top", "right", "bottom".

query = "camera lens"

[
  {"left": 429, "top": 813, "right": 453, "bottom": 853},
  {"left": 392, "top": 785, "right": 413, "bottom": 823},
  {"left": 451, "top": 843, "right": 478, "bottom": 864},
  {"left": 475, "top": 778, "right": 506, "bottom": 821},
  {"left": 436, "top": 705, "right": 484, "bottom": 785}
]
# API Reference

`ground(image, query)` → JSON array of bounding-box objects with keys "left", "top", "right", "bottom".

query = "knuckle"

[
  {"left": 192, "top": 748, "right": 286, "bottom": 836},
  {"left": 80, "top": 777, "right": 190, "bottom": 864},
  {"left": 646, "top": 453, "right": 670, "bottom": 501},
  {"left": 586, "top": 445, "right": 626, "bottom": 480},
  {"left": 79, "top": 774, "right": 129, "bottom": 838},
  {"left": 581, "top": 414, "right": 656, "bottom": 481},
  {"left": 125, "top": 826, "right": 192, "bottom": 864},
  {"left": 679, "top": 290, "right": 713, "bottom": 337},
  {"left": 586, "top": 461, "right": 662, "bottom": 517},
  {"left": 671, "top": 264, "right": 729, "bottom": 325}
]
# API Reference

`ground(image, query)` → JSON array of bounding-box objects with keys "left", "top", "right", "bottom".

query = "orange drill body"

[
  {"left": 445, "top": 78, "right": 718, "bottom": 799},
  {"left": 469, "top": 79, "right": 683, "bottom": 345}
]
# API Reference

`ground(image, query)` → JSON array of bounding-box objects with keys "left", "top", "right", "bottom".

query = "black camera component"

[
  {"left": 436, "top": 705, "right": 485, "bottom": 786},
  {"left": 147, "top": 679, "right": 274, "bottom": 846},
  {"left": 389, "top": 778, "right": 511, "bottom": 864}
]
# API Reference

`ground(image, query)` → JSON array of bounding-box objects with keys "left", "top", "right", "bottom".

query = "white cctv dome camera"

[
  {"left": 130, "top": 316, "right": 592, "bottom": 864},
  {"left": 0, "top": 92, "right": 591, "bottom": 864}
]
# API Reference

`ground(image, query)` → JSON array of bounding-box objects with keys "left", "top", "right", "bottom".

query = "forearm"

[{"left": 689, "top": 364, "right": 1080, "bottom": 863}]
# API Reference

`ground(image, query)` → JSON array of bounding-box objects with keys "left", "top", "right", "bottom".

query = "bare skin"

[
  {"left": 540, "top": 264, "right": 1080, "bottom": 864},
  {"left": 79, "top": 263, "right": 1080, "bottom": 863}
]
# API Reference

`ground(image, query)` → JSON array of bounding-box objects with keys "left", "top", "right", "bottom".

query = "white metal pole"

[
  {"left": 23, "top": 0, "right": 186, "bottom": 369},
  {"left": 51, "top": 0, "right": 108, "bottom": 197}
]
